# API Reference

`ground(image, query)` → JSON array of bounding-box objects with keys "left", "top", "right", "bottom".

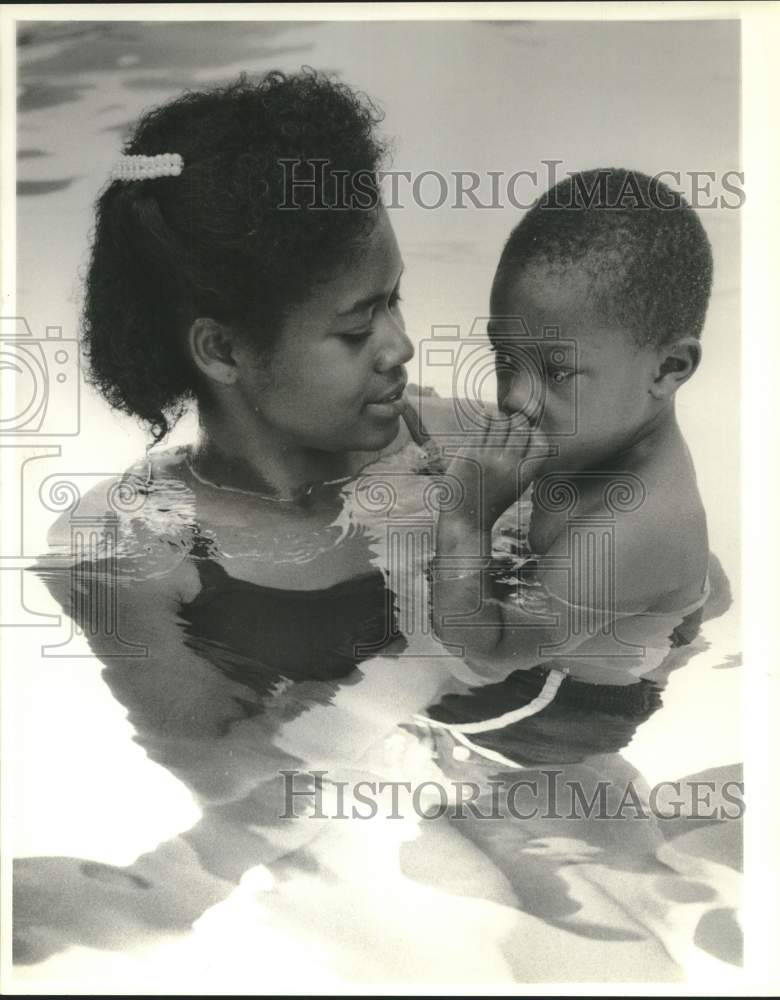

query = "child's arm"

[
  {"left": 431, "top": 418, "right": 663, "bottom": 677},
  {"left": 431, "top": 411, "right": 550, "bottom": 669},
  {"left": 432, "top": 519, "right": 638, "bottom": 676},
  {"left": 34, "top": 491, "right": 287, "bottom": 804}
]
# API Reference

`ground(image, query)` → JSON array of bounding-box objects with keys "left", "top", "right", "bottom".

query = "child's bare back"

[{"left": 527, "top": 419, "right": 709, "bottom": 615}]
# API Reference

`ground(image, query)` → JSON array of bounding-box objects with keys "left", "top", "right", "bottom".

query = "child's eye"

[{"left": 389, "top": 288, "right": 403, "bottom": 309}]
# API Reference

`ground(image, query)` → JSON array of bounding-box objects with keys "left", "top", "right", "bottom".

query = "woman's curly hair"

[{"left": 83, "top": 69, "right": 388, "bottom": 442}]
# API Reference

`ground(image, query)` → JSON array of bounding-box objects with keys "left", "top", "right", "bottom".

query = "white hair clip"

[{"left": 110, "top": 153, "right": 184, "bottom": 182}]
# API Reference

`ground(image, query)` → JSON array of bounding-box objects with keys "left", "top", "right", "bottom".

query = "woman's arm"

[{"left": 35, "top": 495, "right": 291, "bottom": 805}]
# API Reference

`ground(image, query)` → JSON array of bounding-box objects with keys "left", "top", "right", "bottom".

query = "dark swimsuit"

[
  {"left": 171, "top": 434, "right": 439, "bottom": 707},
  {"left": 172, "top": 432, "right": 707, "bottom": 757},
  {"left": 173, "top": 519, "right": 404, "bottom": 716}
]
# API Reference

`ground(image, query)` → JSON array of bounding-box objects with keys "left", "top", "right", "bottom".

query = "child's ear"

[{"left": 650, "top": 336, "right": 701, "bottom": 399}]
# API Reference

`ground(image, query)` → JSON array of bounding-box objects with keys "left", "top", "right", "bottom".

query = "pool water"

[{"left": 8, "top": 18, "right": 741, "bottom": 991}]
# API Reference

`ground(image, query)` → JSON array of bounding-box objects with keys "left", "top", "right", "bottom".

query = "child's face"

[
  {"left": 489, "top": 262, "right": 662, "bottom": 471},
  {"left": 237, "top": 209, "right": 414, "bottom": 454}
]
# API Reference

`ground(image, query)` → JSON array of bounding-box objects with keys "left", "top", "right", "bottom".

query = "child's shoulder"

[
  {"left": 615, "top": 479, "right": 707, "bottom": 601},
  {"left": 537, "top": 461, "right": 708, "bottom": 614}
]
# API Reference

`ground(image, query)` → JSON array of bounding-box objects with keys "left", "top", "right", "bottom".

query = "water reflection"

[
  {"left": 14, "top": 434, "right": 741, "bottom": 981},
  {"left": 18, "top": 80, "right": 96, "bottom": 112},
  {"left": 13, "top": 19, "right": 742, "bottom": 987},
  {"left": 18, "top": 21, "right": 312, "bottom": 77},
  {"left": 16, "top": 178, "right": 76, "bottom": 196}
]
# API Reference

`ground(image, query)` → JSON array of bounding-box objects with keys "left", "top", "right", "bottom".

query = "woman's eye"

[
  {"left": 340, "top": 329, "right": 372, "bottom": 343},
  {"left": 389, "top": 289, "right": 403, "bottom": 309}
]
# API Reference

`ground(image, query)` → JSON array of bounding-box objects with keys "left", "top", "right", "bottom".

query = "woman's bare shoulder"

[{"left": 42, "top": 447, "right": 201, "bottom": 598}]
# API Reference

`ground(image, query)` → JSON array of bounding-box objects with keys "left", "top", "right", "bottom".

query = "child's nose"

[{"left": 500, "top": 370, "right": 545, "bottom": 424}]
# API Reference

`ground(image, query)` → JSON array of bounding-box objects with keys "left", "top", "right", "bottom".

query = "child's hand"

[{"left": 445, "top": 411, "right": 550, "bottom": 530}]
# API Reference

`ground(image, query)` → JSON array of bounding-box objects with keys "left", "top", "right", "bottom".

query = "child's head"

[
  {"left": 489, "top": 168, "right": 713, "bottom": 468},
  {"left": 84, "top": 71, "right": 412, "bottom": 451}
]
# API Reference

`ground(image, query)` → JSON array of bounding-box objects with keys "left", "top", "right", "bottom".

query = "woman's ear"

[
  {"left": 650, "top": 336, "right": 702, "bottom": 399},
  {"left": 188, "top": 317, "right": 239, "bottom": 386}
]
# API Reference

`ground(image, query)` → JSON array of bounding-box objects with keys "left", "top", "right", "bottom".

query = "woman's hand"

[{"left": 444, "top": 411, "right": 550, "bottom": 532}]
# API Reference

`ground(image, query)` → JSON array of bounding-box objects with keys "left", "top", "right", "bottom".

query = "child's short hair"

[{"left": 496, "top": 168, "right": 714, "bottom": 348}]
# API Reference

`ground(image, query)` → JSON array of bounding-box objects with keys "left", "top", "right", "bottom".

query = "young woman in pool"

[
  {"left": 38, "top": 70, "right": 456, "bottom": 748},
  {"left": 22, "top": 73, "right": 457, "bottom": 962},
  {"left": 20, "top": 73, "right": 737, "bottom": 978}
]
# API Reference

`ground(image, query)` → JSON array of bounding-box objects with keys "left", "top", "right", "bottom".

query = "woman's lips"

[
  {"left": 373, "top": 382, "right": 406, "bottom": 403},
  {"left": 365, "top": 383, "right": 407, "bottom": 417}
]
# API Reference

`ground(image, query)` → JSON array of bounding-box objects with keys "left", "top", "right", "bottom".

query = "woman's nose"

[{"left": 375, "top": 313, "right": 414, "bottom": 371}]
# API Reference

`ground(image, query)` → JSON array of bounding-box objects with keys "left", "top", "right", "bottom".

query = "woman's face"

[{"left": 237, "top": 209, "right": 413, "bottom": 454}]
